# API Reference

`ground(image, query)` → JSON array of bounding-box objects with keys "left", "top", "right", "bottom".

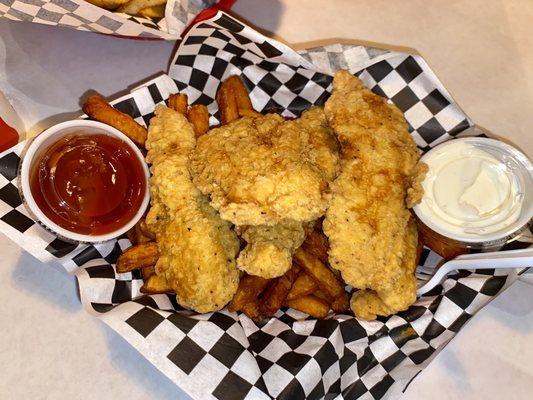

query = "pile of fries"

[
  {"left": 82, "top": 76, "right": 350, "bottom": 320},
  {"left": 230, "top": 228, "right": 349, "bottom": 320},
  {"left": 86, "top": 0, "right": 167, "bottom": 19}
]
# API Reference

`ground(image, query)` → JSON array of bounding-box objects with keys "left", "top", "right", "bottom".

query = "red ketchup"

[
  {"left": 0, "top": 117, "right": 19, "bottom": 153},
  {"left": 30, "top": 134, "right": 146, "bottom": 235}
]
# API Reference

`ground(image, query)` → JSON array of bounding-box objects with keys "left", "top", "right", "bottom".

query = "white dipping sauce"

[{"left": 417, "top": 140, "right": 523, "bottom": 240}]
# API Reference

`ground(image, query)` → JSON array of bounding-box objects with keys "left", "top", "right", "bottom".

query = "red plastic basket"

[{"left": 0, "top": 118, "right": 18, "bottom": 153}]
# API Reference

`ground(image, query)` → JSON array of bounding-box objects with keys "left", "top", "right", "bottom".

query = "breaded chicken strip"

[
  {"left": 145, "top": 105, "right": 240, "bottom": 313},
  {"left": 191, "top": 107, "right": 339, "bottom": 279},
  {"left": 350, "top": 219, "right": 418, "bottom": 319},
  {"left": 190, "top": 107, "right": 339, "bottom": 226},
  {"left": 236, "top": 221, "right": 307, "bottom": 279},
  {"left": 323, "top": 70, "right": 426, "bottom": 319}
]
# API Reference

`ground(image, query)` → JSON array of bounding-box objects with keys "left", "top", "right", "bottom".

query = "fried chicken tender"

[
  {"left": 190, "top": 107, "right": 339, "bottom": 226},
  {"left": 145, "top": 105, "right": 240, "bottom": 313},
  {"left": 236, "top": 221, "right": 307, "bottom": 278},
  {"left": 350, "top": 219, "right": 419, "bottom": 319},
  {"left": 190, "top": 107, "right": 338, "bottom": 279},
  {"left": 323, "top": 70, "right": 426, "bottom": 319}
]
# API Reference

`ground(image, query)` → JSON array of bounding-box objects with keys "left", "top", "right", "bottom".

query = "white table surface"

[{"left": 1, "top": 1, "right": 532, "bottom": 399}]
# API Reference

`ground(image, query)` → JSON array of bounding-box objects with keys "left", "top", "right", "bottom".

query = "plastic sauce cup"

[
  {"left": 19, "top": 120, "right": 150, "bottom": 243},
  {"left": 413, "top": 137, "right": 532, "bottom": 258}
]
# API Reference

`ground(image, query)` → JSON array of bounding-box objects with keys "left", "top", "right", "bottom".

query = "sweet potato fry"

[
  {"left": 313, "top": 289, "right": 331, "bottom": 302},
  {"left": 225, "top": 75, "right": 253, "bottom": 111},
  {"left": 258, "top": 266, "right": 299, "bottom": 317},
  {"left": 187, "top": 104, "right": 210, "bottom": 137},
  {"left": 127, "top": 219, "right": 153, "bottom": 245},
  {"left": 285, "top": 295, "right": 330, "bottom": 319},
  {"left": 126, "top": 227, "right": 138, "bottom": 245},
  {"left": 230, "top": 277, "right": 265, "bottom": 310},
  {"left": 229, "top": 274, "right": 270, "bottom": 321},
  {"left": 286, "top": 272, "right": 318, "bottom": 301},
  {"left": 239, "top": 303, "right": 263, "bottom": 321},
  {"left": 293, "top": 248, "right": 344, "bottom": 299},
  {"left": 116, "top": 242, "right": 159, "bottom": 273},
  {"left": 168, "top": 93, "right": 188, "bottom": 115},
  {"left": 216, "top": 79, "right": 239, "bottom": 125},
  {"left": 312, "top": 288, "right": 349, "bottom": 313},
  {"left": 331, "top": 292, "right": 350, "bottom": 313},
  {"left": 138, "top": 219, "right": 155, "bottom": 240},
  {"left": 140, "top": 273, "right": 173, "bottom": 294},
  {"left": 238, "top": 109, "right": 262, "bottom": 118},
  {"left": 82, "top": 95, "right": 147, "bottom": 147},
  {"left": 302, "top": 229, "right": 329, "bottom": 264},
  {"left": 141, "top": 265, "right": 156, "bottom": 280}
]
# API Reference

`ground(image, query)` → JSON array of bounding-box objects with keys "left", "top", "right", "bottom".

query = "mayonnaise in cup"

[{"left": 413, "top": 137, "right": 532, "bottom": 256}]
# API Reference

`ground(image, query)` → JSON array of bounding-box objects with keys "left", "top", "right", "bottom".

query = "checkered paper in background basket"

[
  {"left": 0, "top": 11, "right": 530, "bottom": 400},
  {"left": 0, "top": 0, "right": 221, "bottom": 39}
]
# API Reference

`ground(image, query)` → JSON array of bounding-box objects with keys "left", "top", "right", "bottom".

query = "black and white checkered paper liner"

[
  {"left": 0, "top": 0, "right": 216, "bottom": 39},
  {"left": 0, "top": 12, "right": 530, "bottom": 400}
]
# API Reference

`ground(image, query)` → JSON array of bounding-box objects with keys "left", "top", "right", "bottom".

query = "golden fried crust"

[
  {"left": 350, "top": 219, "right": 418, "bottom": 319},
  {"left": 236, "top": 221, "right": 306, "bottom": 278},
  {"left": 406, "top": 162, "right": 429, "bottom": 208},
  {"left": 323, "top": 70, "right": 422, "bottom": 319},
  {"left": 190, "top": 108, "right": 339, "bottom": 226},
  {"left": 146, "top": 105, "right": 240, "bottom": 313},
  {"left": 300, "top": 108, "right": 340, "bottom": 182}
]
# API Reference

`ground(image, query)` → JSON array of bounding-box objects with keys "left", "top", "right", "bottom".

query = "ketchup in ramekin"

[
  {"left": 20, "top": 120, "right": 150, "bottom": 243},
  {"left": 30, "top": 134, "right": 146, "bottom": 235}
]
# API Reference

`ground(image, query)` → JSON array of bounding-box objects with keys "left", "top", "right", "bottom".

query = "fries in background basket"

[
  {"left": 138, "top": 4, "right": 165, "bottom": 18},
  {"left": 117, "top": 0, "right": 166, "bottom": 15},
  {"left": 85, "top": 0, "right": 167, "bottom": 19},
  {"left": 85, "top": 0, "right": 129, "bottom": 11}
]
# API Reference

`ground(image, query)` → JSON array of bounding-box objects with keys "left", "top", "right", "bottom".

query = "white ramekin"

[
  {"left": 413, "top": 137, "right": 532, "bottom": 251},
  {"left": 19, "top": 120, "right": 150, "bottom": 243}
]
